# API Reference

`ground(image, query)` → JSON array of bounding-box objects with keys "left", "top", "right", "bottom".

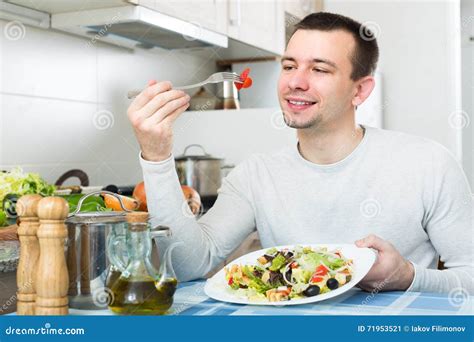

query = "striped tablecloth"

[
  {"left": 66, "top": 280, "right": 473, "bottom": 316},
  {"left": 167, "top": 280, "right": 474, "bottom": 316}
]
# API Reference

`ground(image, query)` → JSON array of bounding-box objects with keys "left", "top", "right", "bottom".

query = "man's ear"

[{"left": 352, "top": 76, "right": 375, "bottom": 107}]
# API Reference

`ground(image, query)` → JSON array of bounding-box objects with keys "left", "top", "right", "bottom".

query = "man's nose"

[{"left": 288, "top": 69, "right": 310, "bottom": 91}]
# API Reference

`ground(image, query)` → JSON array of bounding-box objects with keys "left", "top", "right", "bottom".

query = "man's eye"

[
  {"left": 282, "top": 65, "right": 294, "bottom": 71},
  {"left": 313, "top": 68, "right": 328, "bottom": 73}
]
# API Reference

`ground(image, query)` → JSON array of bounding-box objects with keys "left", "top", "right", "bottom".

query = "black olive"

[
  {"left": 326, "top": 278, "right": 339, "bottom": 290},
  {"left": 303, "top": 285, "right": 320, "bottom": 297}
]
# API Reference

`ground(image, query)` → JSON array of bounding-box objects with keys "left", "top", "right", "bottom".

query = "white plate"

[{"left": 204, "top": 244, "right": 376, "bottom": 306}]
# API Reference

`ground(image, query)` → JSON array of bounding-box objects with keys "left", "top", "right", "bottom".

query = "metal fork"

[{"left": 127, "top": 72, "right": 243, "bottom": 99}]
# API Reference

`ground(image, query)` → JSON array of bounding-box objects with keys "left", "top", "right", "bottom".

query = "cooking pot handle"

[
  {"left": 182, "top": 144, "right": 209, "bottom": 156},
  {"left": 68, "top": 190, "right": 132, "bottom": 217}
]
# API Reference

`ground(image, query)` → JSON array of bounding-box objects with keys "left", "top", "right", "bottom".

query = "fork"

[{"left": 127, "top": 72, "right": 243, "bottom": 99}]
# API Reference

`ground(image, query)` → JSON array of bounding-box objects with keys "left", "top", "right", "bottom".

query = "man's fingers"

[
  {"left": 128, "top": 80, "right": 173, "bottom": 113},
  {"left": 162, "top": 102, "right": 190, "bottom": 127},
  {"left": 140, "top": 90, "right": 189, "bottom": 120},
  {"left": 355, "top": 234, "right": 391, "bottom": 251},
  {"left": 145, "top": 94, "right": 190, "bottom": 125}
]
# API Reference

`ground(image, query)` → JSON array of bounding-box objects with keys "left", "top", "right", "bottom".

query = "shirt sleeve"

[
  {"left": 139, "top": 152, "right": 256, "bottom": 281},
  {"left": 409, "top": 147, "right": 474, "bottom": 294}
]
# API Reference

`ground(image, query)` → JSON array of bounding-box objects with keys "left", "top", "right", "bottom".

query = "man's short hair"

[{"left": 293, "top": 12, "right": 379, "bottom": 81}]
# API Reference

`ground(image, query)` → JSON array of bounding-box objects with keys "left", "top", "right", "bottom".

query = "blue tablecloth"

[{"left": 69, "top": 280, "right": 473, "bottom": 316}]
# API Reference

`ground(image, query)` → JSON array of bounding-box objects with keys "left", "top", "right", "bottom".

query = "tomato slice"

[
  {"left": 311, "top": 275, "right": 324, "bottom": 283},
  {"left": 242, "top": 77, "right": 252, "bottom": 88},
  {"left": 234, "top": 68, "right": 252, "bottom": 91},
  {"left": 314, "top": 264, "right": 328, "bottom": 276},
  {"left": 228, "top": 277, "right": 234, "bottom": 285},
  {"left": 240, "top": 68, "right": 250, "bottom": 80}
]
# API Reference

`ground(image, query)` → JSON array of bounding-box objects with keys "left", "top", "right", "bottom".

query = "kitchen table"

[{"left": 67, "top": 280, "right": 473, "bottom": 316}]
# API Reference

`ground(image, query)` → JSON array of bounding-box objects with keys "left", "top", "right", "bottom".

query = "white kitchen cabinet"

[
  {"left": 4, "top": 0, "right": 129, "bottom": 13},
  {"left": 227, "top": 0, "right": 285, "bottom": 55},
  {"left": 283, "top": 0, "right": 322, "bottom": 20},
  {"left": 128, "top": 0, "right": 228, "bottom": 35}
]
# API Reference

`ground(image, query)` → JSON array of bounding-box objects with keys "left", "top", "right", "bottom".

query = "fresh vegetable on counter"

[
  {"left": 63, "top": 194, "right": 111, "bottom": 213},
  {"left": 0, "top": 168, "right": 55, "bottom": 226}
]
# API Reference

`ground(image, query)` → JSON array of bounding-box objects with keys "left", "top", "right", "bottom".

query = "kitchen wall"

[
  {"left": 0, "top": 17, "right": 297, "bottom": 186},
  {"left": 461, "top": 0, "right": 473, "bottom": 188},
  {"left": 325, "top": 0, "right": 466, "bottom": 171},
  {"left": 0, "top": 18, "right": 219, "bottom": 186},
  {"left": 1, "top": 0, "right": 471, "bottom": 189}
]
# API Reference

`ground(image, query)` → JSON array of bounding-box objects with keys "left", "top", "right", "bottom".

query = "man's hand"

[
  {"left": 127, "top": 79, "right": 190, "bottom": 162},
  {"left": 355, "top": 234, "right": 414, "bottom": 292}
]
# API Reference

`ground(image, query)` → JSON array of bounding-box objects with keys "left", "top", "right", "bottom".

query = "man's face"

[{"left": 277, "top": 29, "right": 357, "bottom": 129}]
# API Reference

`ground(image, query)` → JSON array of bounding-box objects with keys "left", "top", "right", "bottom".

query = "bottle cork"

[{"left": 126, "top": 211, "right": 149, "bottom": 223}]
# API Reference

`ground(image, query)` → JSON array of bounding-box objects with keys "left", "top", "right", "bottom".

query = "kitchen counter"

[{"left": 55, "top": 281, "right": 473, "bottom": 316}]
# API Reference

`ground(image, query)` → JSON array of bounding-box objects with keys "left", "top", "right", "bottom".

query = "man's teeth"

[{"left": 289, "top": 100, "right": 314, "bottom": 105}]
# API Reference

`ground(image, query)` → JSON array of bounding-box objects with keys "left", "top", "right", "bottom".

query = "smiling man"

[{"left": 127, "top": 12, "right": 473, "bottom": 294}]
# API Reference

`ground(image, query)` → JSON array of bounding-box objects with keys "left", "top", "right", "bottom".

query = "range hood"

[{"left": 51, "top": 5, "right": 228, "bottom": 50}]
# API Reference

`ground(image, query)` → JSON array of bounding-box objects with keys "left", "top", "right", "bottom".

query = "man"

[{"left": 127, "top": 12, "right": 473, "bottom": 294}]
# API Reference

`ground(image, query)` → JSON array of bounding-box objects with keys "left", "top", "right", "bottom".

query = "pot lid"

[
  {"left": 66, "top": 211, "right": 127, "bottom": 224},
  {"left": 66, "top": 190, "right": 133, "bottom": 224},
  {"left": 175, "top": 144, "right": 223, "bottom": 161}
]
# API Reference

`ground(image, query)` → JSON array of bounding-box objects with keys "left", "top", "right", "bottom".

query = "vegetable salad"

[{"left": 225, "top": 246, "right": 353, "bottom": 302}]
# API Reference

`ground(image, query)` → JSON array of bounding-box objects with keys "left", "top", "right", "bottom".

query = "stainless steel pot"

[
  {"left": 175, "top": 144, "right": 234, "bottom": 197},
  {"left": 65, "top": 191, "right": 129, "bottom": 310}
]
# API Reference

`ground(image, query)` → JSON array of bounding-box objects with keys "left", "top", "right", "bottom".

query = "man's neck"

[{"left": 297, "top": 119, "right": 365, "bottom": 165}]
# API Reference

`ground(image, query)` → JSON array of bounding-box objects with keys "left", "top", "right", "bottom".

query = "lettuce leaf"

[{"left": 0, "top": 168, "right": 55, "bottom": 211}]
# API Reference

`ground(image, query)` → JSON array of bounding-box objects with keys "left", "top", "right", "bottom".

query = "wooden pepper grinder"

[
  {"left": 16, "top": 194, "right": 42, "bottom": 315},
  {"left": 35, "top": 197, "right": 69, "bottom": 315}
]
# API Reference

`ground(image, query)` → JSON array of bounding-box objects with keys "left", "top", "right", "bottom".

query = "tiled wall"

[
  {"left": 0, "top": 19, "right": 296, "bottom": 187},
  {"left": 0, "top": 19, "right": 217, "bottom": 186}
]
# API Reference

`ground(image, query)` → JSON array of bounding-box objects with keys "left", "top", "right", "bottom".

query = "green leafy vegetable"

[
  {"left": 242, "top": 266, "right": 271, "bottom": 293},
  {"left": 269, "top": 254, "right": 286, "bottom": 271},
  {"left": 63, "top": 194, "right": 110, "bottom": 213},
  {"left": 0, "top": 210, "right": 6, "bottom": 227},
  {"left": 299, "top": 252, "right": 345, "bottom": 271},
  {"left": 0, "top": 168, "right": 55, "bottom": 226}
]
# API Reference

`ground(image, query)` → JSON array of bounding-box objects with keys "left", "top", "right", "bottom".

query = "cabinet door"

[
  {"left": 228, "top": 0, "right": 285, "bottom": 55},
  {"left": 283, "top": 0, "right": 321, "bottom": 19},
  {"left": 130, "top": 0, "right": 227, "bottom": 35}
]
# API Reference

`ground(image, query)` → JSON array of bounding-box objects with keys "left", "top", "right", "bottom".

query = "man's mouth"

[{"left": 286, "top": 98, "right": 317, "bottom": 110}]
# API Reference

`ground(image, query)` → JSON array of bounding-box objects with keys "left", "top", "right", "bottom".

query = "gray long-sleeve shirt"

[{"left": 140, "top": 125, "right": 473, "bottom": 294}]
